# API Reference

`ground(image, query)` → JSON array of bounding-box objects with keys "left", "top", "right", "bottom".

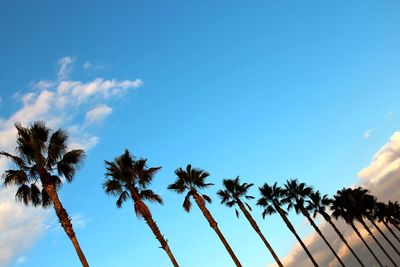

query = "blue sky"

[{"left": 1, "top": 1, "right": 400, "bottom": 267}]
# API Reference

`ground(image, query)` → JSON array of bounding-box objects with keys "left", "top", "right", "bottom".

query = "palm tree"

[
  {"left": 103, "top": 150, "right": 179, "bottom": 267},
  {"left": 307, "top": 191, "right": 365, "bottom": 266},
  {"left": 364, "top": 196, "right": 400, "bottom": 257},
  {"left": 387, "top": 201, "right": 400, "bottom": 232},
  {"left": 351, "top": 187, "right": 398, "bottom": 266},
  {"left": 257, "top": 182, "right": 319, "bottom": 267},
  {"left": 168, "top": 164, "right": 242, "bottom": 267},
  {"left": 283, "top": 180, "right": 345, "bottom": 267},
  {"left": 0, "top": 121, "right": 89, "bottom": 267},
  {"left": 375, "top": 201, "right": 400, "bottom": 243},
  {"left": 217, "top": 177, "right": 283, "bottom": 267},
  {"left": 331, "top": 188, "right": 384, "bottom": 267}
]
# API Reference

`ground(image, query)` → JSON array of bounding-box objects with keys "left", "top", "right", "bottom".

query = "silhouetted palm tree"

[
  {"left": 283, "top": 180, "right": 345, "bottom": 267},
  {"left": 257, "top": 182, "right": 319, "bottom": 267},
  {"left": 387, "top": 201, "right": 400, "bottom": 232},
  {"left": 375, "top": 201, "right": 400, "bottom": 243},
  {"left": 364, "top": 196, "right": 400, "bottom": 257},
  {"left": 307, "top": 191, "right": 365, "bottom": 266},
  {"left": 168, "top": 165, "right": 242, "bottom": 267},
  {"left": 103, "top": 150, "right": 179, "bottom": 267},
  {"left": 331, "top": 188, "right": 384, "bottom": 267},
  {"left": 217, "top": 177, "right": 283, "bottom": 267},
  {"left": 0, "top": 121, "right": 89, "bottom": 267}
]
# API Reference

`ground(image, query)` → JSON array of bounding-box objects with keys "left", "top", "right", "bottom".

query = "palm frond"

[
  {"left": 103, "top": 179, "right": 123, "bottom": 196},
  {"left": 47, "top": 129, "right": 68, "bottom": 167},
  {"left": 57, "top": 149, "right": 85, "bottom": 182},
  {"left": 2, "top": 170, "right": 29, "bottom": 186},
  {"left": 116, "top": 190, "right": 130, "bottom": 208},
  {"left": 202, "top": 194, "right": 212, "bottom": 204},
  {"left": 183, "top": 192, "right": 192, "bottom": 212},
  {"left": 140, "top": 189, "right": 163, "bottom": 204}
]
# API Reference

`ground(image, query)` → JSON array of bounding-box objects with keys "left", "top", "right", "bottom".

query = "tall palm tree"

[
  {"left": 168, "top": 165, "right": 242, "bottom": 267},
  {"left": 307, "top": 191, "right": 365, "bottom": 267},
  {"left": 217, "top": 177, "right": 283, "bottom": 267},
  {"left": 103, "top": 150, "right": 179, "bottom": 267},
  {"left": 257, "top": 182, "right": 319, "bottom": 267},
  {"left": 351, "top": 187, "right": 398, "bottom": 266},
  {"left": 0, "top": 121, "right": 89, "bottom": 267},
  {"left": 364, "top": 195, "right": 400, "bottom": 257},
  {"left": 283, "top": 180, "right": 345, "bottom": 267},
  {"left": 331, "top": 188, "right": 384, "bottom": 267},
  {"left": 375, "top": 201, "right": 400, "bottom": 243}
]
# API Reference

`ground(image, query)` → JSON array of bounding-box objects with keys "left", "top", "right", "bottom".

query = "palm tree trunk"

[
  {"left": 321, "top": 212, "right": 365, "bottom": 267},
  {"left": 300, "top": 207, "right": 345, "bottom": 267},
  {"left": 43, "top": 183, "right": 89, "bottom": 267},
  {"left": 140, "top": 204, "right": 179, "bottom": 266},
  {"left": 383, "top": 220, "right": 400, "bottom": 243},
  {"left": 274, "top": 205, "right": 319, "bottom": 267},
  {"left": 369, "top": 218, "right": 400, "bottom": 256},
  {"left": 359, "top": 219, "right": 398, "bottom": 267},
  {"left": 349, "top": 221, "right": 383, "bottom": 267},
  {"left": 237, "top": 201, "right": 283, "bottom": 267},
  {"left": 192, "top": 192, "right": 242, "bottom": 267}
]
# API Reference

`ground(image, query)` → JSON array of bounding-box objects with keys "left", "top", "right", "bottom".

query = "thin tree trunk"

[
  {"left": 321, "top": 212, "right": 365, "bottom": 267},
  {"left": 359, "top": 219, "right": 398, "bottom": 267},
  {"left": 141, "top": 207, "right": 179, "bottom": 266},
  {"left": 349, "top": 221, "right": 383, "bottom": 267},
  {"left": 369, "top": 219, "right": 400, "bottom": 256},
  {"left": 300, "top": 207, "right": 345, "bottom": 267},
  {"left": 131, "top": 190, "right": 179, "bottom": 267},
  {"left": 275, "top": 205, "right": 319, "bottom": 267},
  {"left": 192, "top": 192, "right": 242, "bottom": 267},
  {"left": 43, "top": 184, "right": 89, "bottom": 267},
  {"left": 237, "top": 201, "right": 283, "bottom": 267},
  {"left": 383, "top": 220, "right": 400, "bottom": 243},
  {"left": 392, "top": 222, "right": 400, "bottom": 234}
]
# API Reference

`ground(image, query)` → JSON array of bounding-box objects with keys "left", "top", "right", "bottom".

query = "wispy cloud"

[
  {"left": 86, "top": 105, "right": 112, "bottom": 124},
  {"left": 0, "top": 56, "right": 143, "bottom": 266},
  {"left": 57, "top": 56, "right": 75, "bottom": 81}
]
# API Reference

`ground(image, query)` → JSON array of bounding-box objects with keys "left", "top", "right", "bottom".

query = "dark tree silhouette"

[
  {"left": 283, "top": 180, "right": 345, "bottom": 267},
  {"left": 103, "top": 150, "right": 179, "bottom": 267},
  {"left": 331, "top": 188, "right": 385, "bottom": 267},
  {"left": 257, "top": 182, "right": 319, "bottom": 267},
  {"left": 374, "top": 201, "right": 400, "bottom": 244},
  {"left": 217, "top": 177, "right": 283, "bottom": 267},
  {"left": 168, "top": 165, "right": 242, "bottom": 267},
  {"left": 307, "top": 191, "right": 365, "bottom": 266},
  {"left": 0, "top": 121, "right": 89, "bottom": 267}
]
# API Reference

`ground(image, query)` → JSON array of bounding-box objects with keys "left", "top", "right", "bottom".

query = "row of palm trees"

[{"left": 1, "top": 121, "right": 400, "bottom": 267}]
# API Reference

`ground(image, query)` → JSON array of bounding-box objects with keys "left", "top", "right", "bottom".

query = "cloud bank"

[
  {"left": 0, "top": 56, "right": 142, "bottom": 266},
  {"left": 270, "top": 132, "right": 400, "bottom": 267}
]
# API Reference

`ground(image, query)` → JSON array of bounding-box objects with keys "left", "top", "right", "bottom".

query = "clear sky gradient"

[{"left": 1, "top": 1, "right": 400, "bottom": 267}]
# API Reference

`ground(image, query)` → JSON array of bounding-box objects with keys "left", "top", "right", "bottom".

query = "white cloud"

[
  {"left": 364, "top": 129, "right": 374, "bottom": 139},
  {"left": 16, "top": 256, "right": 27, "bottom": 265},
  {"left": 0, "top": 56, "right": 143, "bottom": 266},
  {"left": 273, "top": 131, "right": 400, "bottom": 267},
  {"left": 85, "top": 105, "right": 112, "bottom": 124},
  {"left": 57, "top": 56, "right": 75, "bottom": 81}
]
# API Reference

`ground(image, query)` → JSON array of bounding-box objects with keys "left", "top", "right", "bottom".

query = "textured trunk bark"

[
  {"left": 43, "top": 183, "right": 89, "bottom": 267},
  {"left": 300, "top": 207, "right": 345, "bottom": 267},
  {"left": 383, "top": 220, "right": 400, "bottom": 243},
  {"left": 321, "top": 212, "right": 365, "bottom": 267},
  {"left": 131, "top": 190, "right": 179, "bottom": 267},
  {"left": 237, "top": 201, "right": 283, "bottom": 267},
  {"left": 359, "top": 219, "right": 398, "bottom": 267},
  {"left": 349, "top": 221, "right": 383, "bottom": 267},
  {"left": 369, "top": 219, "right": 400, "bottom": 256},
  {"left": 192, "top": 192, "right": 242, "bottom": 267},
  {"left": 274, "top": 204, "right": 319, "bottom": 267}
]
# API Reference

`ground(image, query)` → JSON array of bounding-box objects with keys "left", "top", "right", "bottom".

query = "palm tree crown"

[
  {"left": 217, "top": 176, "right": 254, "bottom": 217},
  {"left": 1, "top": 121, "right": 85, "bottom": 206},
  {"left": 257, "top": 182, "right": 287, "bottom": 218},
  {"left": 167, "top": 164, "right": 213, "bottom": 211},
  {"left": 306, "top": 190, "right": 331, "bottom": 218},
  {"left": 282, "top": 179, "right": 313, "bottom": 214},
  {"left": 103, "top": 149, "right": 162, "bottom": 212}
]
